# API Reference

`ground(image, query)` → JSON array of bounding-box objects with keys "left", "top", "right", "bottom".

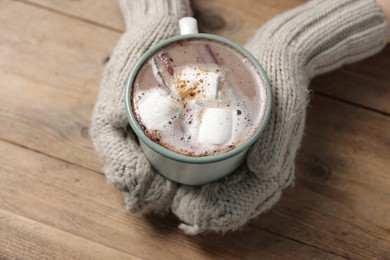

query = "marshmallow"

[
  {"left": 138, "top": 89, "right": 181, "bottom": 130},
  {"left": 179, "top": 66, "right": 221, "bottom": 101},
  {"left": 198, "top": 107, "right": 235, "bottom": 146}
]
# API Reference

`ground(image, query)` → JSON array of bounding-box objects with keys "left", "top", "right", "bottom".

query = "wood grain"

[
  {"left": 21, "top": 0, "right": 125, "bottom": 31},
  {"left": 0, "top": 0, "right": 111, "bottom": 172},
  {"left": 254, "top": 96, "right": 390, "bottom": 259},
  {"left": 0, "top": 209, "right": 139, "bottom": 260},
  {"left": 1, "top": 0, "right": 389, "bottom": 258},
  {"left": 24, "top": 0, "right": 390, "bottom": 113},
  {"left": 0, "top": 140, "right": 340, "bottom": 260},
  {"left": 311, "top": 48, "right": 390, "bottom": 115}
]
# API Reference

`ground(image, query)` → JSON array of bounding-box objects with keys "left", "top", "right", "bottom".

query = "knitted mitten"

[
  {"left": 90, "top": 0, "right": 192, "bottom": 214},
  {"left": 171, "top": 0, "right": 388, "bottom": 234},
  {"left": 91, "top": 0, "right": 388, "bottom": 234}
]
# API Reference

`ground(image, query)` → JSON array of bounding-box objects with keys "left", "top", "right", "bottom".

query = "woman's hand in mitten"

[
  {"left": 171, "top": 0, "right": 388, "bottom": 234},
  {"left": 90, "top": 0, "right": 192, "bottom": 214}
]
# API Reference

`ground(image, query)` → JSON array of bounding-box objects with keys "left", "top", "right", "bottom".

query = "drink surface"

[{"left": 132, "top": 38, "right": 268, "bottom": 156}]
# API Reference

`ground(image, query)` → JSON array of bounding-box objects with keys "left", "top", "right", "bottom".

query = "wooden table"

[{"left": 1, "top": 0, "right": 389, "bottom": 259}]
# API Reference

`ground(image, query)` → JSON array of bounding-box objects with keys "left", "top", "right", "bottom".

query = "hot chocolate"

[{"left": 131, "top": 38, "right": 268, "bottom": 156}]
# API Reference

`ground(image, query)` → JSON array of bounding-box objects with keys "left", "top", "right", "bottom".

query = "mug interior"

[{"left": 125, "top": 33, "right": 272, "bottom": 164}]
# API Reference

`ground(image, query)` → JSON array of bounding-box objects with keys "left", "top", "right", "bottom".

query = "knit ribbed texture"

[
  {"left": 90, "top": 0, "right": 191, "bottom": 214},
  {"left": 90, "top": 0, "right": 388, "bottom": 233},
  {"left": 172, "top": 0, "right": 387, "bottom": 234}
]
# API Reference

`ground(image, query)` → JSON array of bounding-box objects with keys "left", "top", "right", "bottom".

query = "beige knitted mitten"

[
  {"left": 171, "top": 0, "right": 388, "bottom": 234},
  {"left": 91, "top": 0, "right": 191, "bottom": 214},
  {"left": 91, "top": 0, "right": 388, "bottom": 234}
]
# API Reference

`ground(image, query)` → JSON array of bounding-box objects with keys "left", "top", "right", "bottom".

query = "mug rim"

[{"left": 125, "top": 33, "right": 272, "bottom": 164}]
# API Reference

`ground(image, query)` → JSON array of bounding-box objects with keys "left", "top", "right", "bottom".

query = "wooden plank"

[
  {"left": 252, "top": 96, "right": 390, "bottom": 259},
  {"left": 0, "top": 139, "right": 340, "bottom": 259},
  {"left": 20, "top": 0, "right": 125, "bottom": 31},
  {"left": 0, "top": 0, "right": 113, "bottom": 172},
  {"left": 25, "top": 0, "right": 390, "bottom": 113},
  {"left": 311, "top": 47, "right": 390, "bottom": 114},
  {"left": 1, "top": 1, "right": 389, "bottom": 258},
  {"left": 0, "top": 209, "right": 139, "bottom": 260}
]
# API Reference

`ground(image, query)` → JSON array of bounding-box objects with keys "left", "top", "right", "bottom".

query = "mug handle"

[{"left": 179, "top": 17, "right": 199, "bottom": 35}]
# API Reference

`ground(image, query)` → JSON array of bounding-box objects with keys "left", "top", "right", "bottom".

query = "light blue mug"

[{"left": 125, "top": 17, "right": 272, "bottom": 185}]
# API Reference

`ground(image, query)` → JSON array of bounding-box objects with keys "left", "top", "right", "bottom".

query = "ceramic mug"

[{"left": 125, "top": 17, "right": 272, "bottom": 185}]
